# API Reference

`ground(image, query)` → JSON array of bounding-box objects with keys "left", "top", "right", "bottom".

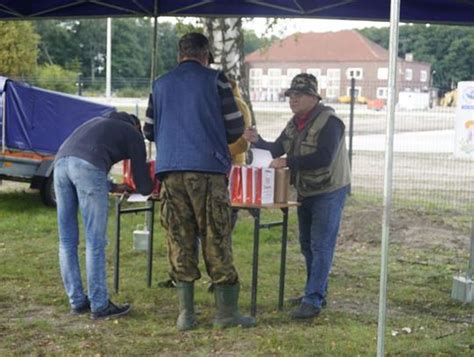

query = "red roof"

[{"left": 245, "top": 30, "right": 389, "bottom": 63}]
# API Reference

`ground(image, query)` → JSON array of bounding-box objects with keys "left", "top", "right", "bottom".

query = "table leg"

[
  {"left": 278, "top": 208, "right": 289, "bottom": 310},
  {"left": 114, "top": 196, "right": 121, "bottom": 293},
  {"left": 250, "top": 208, "right": 260, "bottom": 317},
  {"left": 147, "top": 200, "right": 155, "bottom": 287}
]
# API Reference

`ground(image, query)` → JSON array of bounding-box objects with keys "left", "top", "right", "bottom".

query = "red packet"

[
  {"left": 123, "top": 159, "right": 136, "bottom": 191},
  {"left": 244, "top": 166, "right": 253, "bottom": 204},
  {"left": 254, "top": 167, "right": 262, "bottom": 205},
  {"left": 122, "top": 159, "right": 160, "bottom": 195},
  {"left": 147, "top": 160, "right": 161, "bottom": 195},
  {"left": 229, "top": 165, "right": 242, "bottom": 204}
]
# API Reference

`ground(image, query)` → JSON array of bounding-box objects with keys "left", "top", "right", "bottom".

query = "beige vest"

[{"left": 280, "top": 105, "right": 351, "bottom": 199}]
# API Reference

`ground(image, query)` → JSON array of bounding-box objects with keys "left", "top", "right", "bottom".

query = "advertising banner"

[{"left": 454, "top": 81, "right": 474, "bottom": 159}]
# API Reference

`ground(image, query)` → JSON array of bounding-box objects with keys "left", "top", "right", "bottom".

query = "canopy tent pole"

[
  {"left": 150, "top": 15, "right": 158, "bottom": 83},
  {"left": 106, "top": 17, "right": 112, "bottom": 97},
  {"left": 377, "top": 0, "right": 401, "bottom": 355},
  {"left": 150, "top": 0, "right": 159, "bottom": 82},
  {"left": 1, "top": 91, "right": 5, "bottom": 152}
]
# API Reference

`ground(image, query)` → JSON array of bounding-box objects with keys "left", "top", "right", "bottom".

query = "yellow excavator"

[{"left": 440, "top": 89, "right": 458, "bottom": 107}]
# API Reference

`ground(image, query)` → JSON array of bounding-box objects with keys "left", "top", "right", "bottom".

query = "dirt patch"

[{"left": 339, "top": 200, "right": 470, "bottom": 251}]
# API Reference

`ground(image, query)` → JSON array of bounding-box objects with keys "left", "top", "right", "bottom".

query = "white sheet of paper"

[
  {"left": 250, "top": 148, "right": 273, "bottom": 168},
  {"left": 127, "top": 193, "right": 151, "bottom": 202}
]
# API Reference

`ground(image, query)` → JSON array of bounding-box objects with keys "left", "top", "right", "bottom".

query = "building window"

[
  {"left": 326, "top": 88, "right": 340, "bottom": 98},
  {"left": 326, "top": 69, "right": 341, "bottom": 98},
  {"left": 377, "top": 67, "right": 388, "bottom": 80},
  {"left": 249, "top": 68, "right": 263, "bottom": 89},
  {"left": 376, "top": 87, "right": 388, "bottom": 99},
  {"left": 346, "top": 86, "right": 362, "bottom": 97},
  {"left": 286, "top": 68, "right": 301, "bottom": 86},
  {"left": 420, "top": 70, "right": 427, "bottom": 82},
  {"left": 267, "top": 68, "right": 282, "bottom": 88},
  {"left": 405, "top": 68, "right": 413, "bottom": 81},
  {"left": 346, "top": 68, "right": 363, "bottom": 79},
  {"left": 250, "top": 68, "right": 262, "bottom": 78},
  {"left": 307, "top": 68, "right": 321, "bottom": 78}
]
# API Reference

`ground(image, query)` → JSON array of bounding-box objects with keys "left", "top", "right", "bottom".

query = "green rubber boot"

[
  {"left": 176, "top": 281, "right": 197, "bottom": 331},
  {"left": 213, "top": 283, "right": 256, "bottom": 329}
]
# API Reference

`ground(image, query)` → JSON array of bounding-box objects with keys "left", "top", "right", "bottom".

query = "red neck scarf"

[{"left": 294, "top": 110, "right": 312, "bottom": 132}]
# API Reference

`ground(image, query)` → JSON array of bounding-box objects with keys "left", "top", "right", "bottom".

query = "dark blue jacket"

[
  {"left": 151, "top": 61, "right": 231, "bottom": 177},
  {"left": 55, "top": 114, "right": 153, "bottom": 195}
]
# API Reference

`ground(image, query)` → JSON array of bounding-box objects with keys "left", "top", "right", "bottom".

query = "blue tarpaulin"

[{"left": 0, "top": 77, "right": 114, "bottom": 154}]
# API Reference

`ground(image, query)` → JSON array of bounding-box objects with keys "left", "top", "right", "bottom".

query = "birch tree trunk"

[{"left": 204, "top": 17, "right": 255, "bottom": 124}]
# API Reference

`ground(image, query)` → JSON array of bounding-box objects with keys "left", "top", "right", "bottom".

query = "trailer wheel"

[{"left": 40, "top": 174, "right": 56, "bottom": 207}]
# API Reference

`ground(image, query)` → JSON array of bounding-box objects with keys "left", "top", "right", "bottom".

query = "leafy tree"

[
  {"left": 243, "top": 29, "right": 279, "bottom": 54},
  {"left": 360, "top": 24, "right": 474, "bottom": 92},
  {"left": 174, "top": 20, "right": 203, "bottom": 38},
  {"left": 35, "top": 20, "right": 77, "bottom": 69},
  {"left": 35, "top": 19, "right": 106, "bottom": 83},
  {"left": 74, "top": 19, "right": 107, "bottom": 83},
  {"left": 0, "top": 21, "right": 39, "bottom": 78},
  {"left": 155, "top": 22, "right": 179, "bottom": 76},
  {"left": 112, "top": 18, "right": 150, "bottom": 87},
  {"left": 35, "top": 64, "right": 77, "bottom": 94}
]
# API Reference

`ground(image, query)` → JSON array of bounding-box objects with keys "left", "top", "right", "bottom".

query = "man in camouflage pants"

[{"left": 144, "top": 32, "right": 255, "bottom": 331}]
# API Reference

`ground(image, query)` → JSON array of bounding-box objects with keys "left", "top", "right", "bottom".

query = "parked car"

[{"left": 0, "top": 77, "right": 114, "bottom": 206}]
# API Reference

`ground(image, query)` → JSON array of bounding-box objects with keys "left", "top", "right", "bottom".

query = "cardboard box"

[{"left": 274, "top": 168, "right": 290, "bottom": 203}]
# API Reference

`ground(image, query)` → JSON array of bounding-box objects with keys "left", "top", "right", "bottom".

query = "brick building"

[{"left": 245, "top": 30, "right": 432, "bottom": 102}]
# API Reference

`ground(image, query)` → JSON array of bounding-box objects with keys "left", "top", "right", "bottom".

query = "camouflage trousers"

[{"left": 160, "top": 172, "right": 239, "bottom": 285}]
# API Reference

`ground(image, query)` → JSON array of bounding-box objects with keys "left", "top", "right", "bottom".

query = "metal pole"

[
  {"left": 468, "top": 219, "right": 474, "bottom": 279},
  {"left": 348, "top": 77, "right": 355, "bottom": 195},
  {"left": 77, "top": 74, "right": 82, "bottom": 96},
  {"left": 147, "top": 16, "right": 159, "bottom": 160},
  {"left": 147, "top": 200, "right": 155, "bottom": 287},
  {"left": 377, "top": 0, "right": 401, "bottom": 355},
  {"left": 105, "top": 17, "right": 112, "bottom": 98},
  {"left": 278, "top": 208, "right": 289, "bottom": 310},
  {"left": 1, "top": 91, "right": 6, "bottom": 152},
  {"left": 250, "top": 208, "right": 260, "bottom": 317},
  {"left": 114, "top": 196, "right": 121, "bottom": 293},
  {"left": 150, "top": 16, "right": 158, "bottom": 83}
]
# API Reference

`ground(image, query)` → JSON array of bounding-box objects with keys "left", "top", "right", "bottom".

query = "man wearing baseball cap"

[{"left": 244, "top": 73, "right": 351, "bottom": 319}]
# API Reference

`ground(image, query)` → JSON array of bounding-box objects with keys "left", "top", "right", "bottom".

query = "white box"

[
  {"left": 451, "top": 275, "right": 473, "bottom": 303},
  {"left": 260, "top": 168, "right": 275, "bottom": 205}
]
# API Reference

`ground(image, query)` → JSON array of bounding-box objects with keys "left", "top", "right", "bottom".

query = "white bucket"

[{"left": 133, "top": 226, "right": 150, "bottom": 251}]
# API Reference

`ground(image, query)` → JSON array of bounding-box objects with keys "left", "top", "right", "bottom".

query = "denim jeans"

[
  {"left": 54, "top": 156, "right": 110, "bottom": 312},
  {"left": 297, "top": 185, "right": 348, "bottom": 309}
]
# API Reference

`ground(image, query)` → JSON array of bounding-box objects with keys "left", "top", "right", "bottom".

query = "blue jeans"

[
  {"left": 297, "top": 186, "right": 348, "bottom": 309},
  {"left": 54, "top": 156, "right": 110, "bottom": 312}
]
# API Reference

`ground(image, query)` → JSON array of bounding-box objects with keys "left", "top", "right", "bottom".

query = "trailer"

[{"left": 0, "top": 77, "right": 114, "bottom": 206}]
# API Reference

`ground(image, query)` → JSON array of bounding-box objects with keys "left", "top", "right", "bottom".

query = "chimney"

[{"left": 405, "top": 53, "right": 413, "bottom": 62}]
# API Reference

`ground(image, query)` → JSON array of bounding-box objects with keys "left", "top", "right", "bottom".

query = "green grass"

[{"left": 0, "top": 189, "right": 473, "bottom": 355}]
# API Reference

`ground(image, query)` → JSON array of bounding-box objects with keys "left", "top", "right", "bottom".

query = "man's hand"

[
  {"left": 243, "top": 127, "right": 259, "bottom": 143},
  {"left": 269, "top": 158, "right": 287, "bottom": 169},
  {"left": 111, "top": 183, "right": 134, "bottom": 194}
]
